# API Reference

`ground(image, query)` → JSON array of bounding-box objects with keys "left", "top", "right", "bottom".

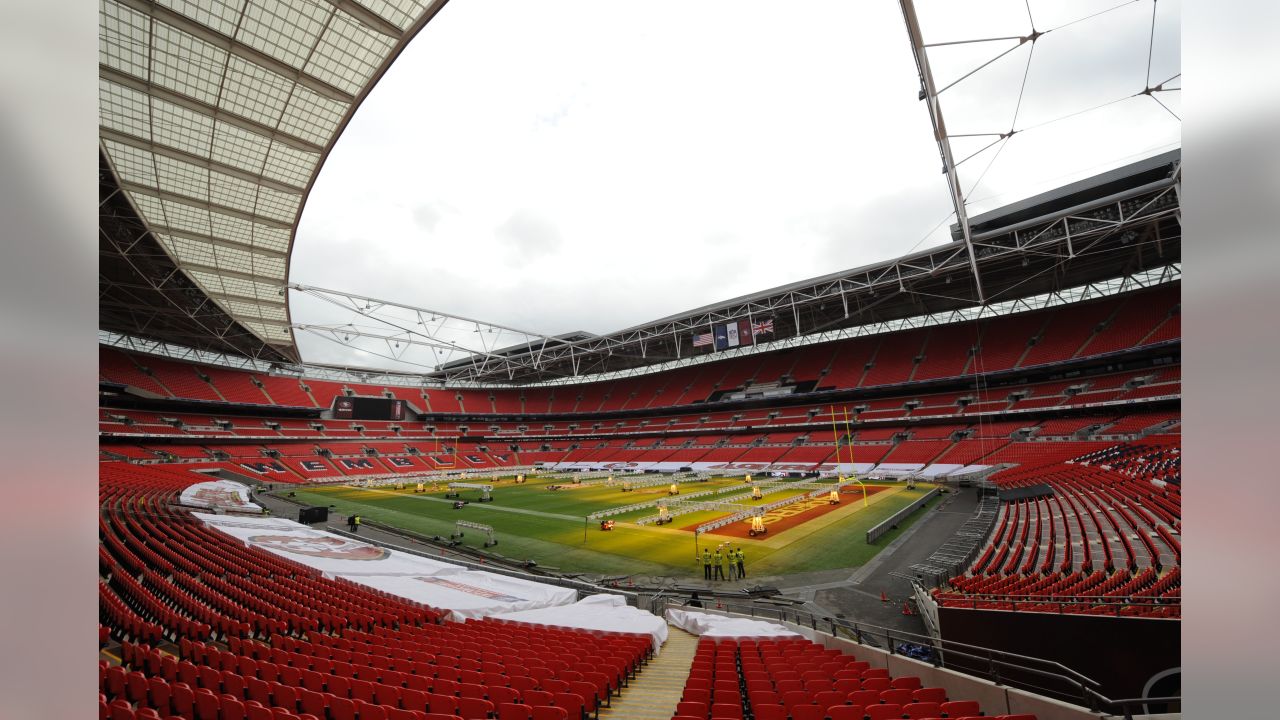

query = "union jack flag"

[{"left": 751, "top": 319, "right": 774, "bottom": 336}]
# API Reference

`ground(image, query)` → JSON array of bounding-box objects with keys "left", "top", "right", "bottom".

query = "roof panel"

[
  {"left": 151, "top": 20, "right": 229, "bottom": 105},
  {"left": 152, "top": 98, "right": 215, "bottom": 156},
  {"left": 209, "top": 170, "right": 260, "bottom": 214},
  {"left": 161, "top": 197, "right": 214, "bottom": 236},
  {"left": 101, "top": 0, "right": 447, "bottom": 357},
  {"left": 155, "top": 0, "right": 242, "bottom": 36},
  {"left": 100, "top": 79, "right": 152, "bottom": 139},
  {"left": 154, "top": 154, "right": 211, "bottom": 202},
  {"left": 102, "top": 139, "right": 158, "bottom": 188},
  {"left": 210, "top": 120, "right": 272, "bottom": 175},
  {"left": 305, "top": 11, "right": 395, "bottom": 95},
  {"left": 218, "top": 55, "right": 294, "bottom": 125},
  {"left": 254, "top": 184, "right": 303, "bottom": 223},
  {"left": 261, "top": 140, "right": 318, "bottom": 187},
  {"left": 278, "top": 84, "right": 348, "bottom": 146},
  {"left": 100, "top": 0, "right": 150, "bottom": 78},
  {"left": 129, "top": 192, "right": 170, "bottom": 229},
  {"left": 236, "top": 0, "right": 332, "bottom": 69}
]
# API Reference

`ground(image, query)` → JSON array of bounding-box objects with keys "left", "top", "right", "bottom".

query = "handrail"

[{"left": 935, "top": 591, "right": 1179, "bottom": 605}]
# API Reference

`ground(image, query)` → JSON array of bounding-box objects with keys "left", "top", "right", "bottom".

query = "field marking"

[{"left": 334, "top": 486, "right": 585, "bottom": 522}]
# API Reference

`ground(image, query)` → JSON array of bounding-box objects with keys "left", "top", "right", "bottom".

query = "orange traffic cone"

[
  {"left": 716, "top": 598, "right": 724, "bottom": 610},
  {"left": 881, "top": 591, "right": 889, "bottom": 602},
  {"left": 627, "top": 577, "right": 634, "bottom": 587},
  {"left": 901, "top": 601, "right": 914, "bottom": 616}
]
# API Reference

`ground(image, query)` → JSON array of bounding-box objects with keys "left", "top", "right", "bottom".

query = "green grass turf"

[{"left": 284, "top": 476, "right": 939, "bottom": 577}]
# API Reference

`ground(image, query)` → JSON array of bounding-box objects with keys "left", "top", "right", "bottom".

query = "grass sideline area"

[{"left": 281, "top": 473, "right": 941, "bottom": 577}]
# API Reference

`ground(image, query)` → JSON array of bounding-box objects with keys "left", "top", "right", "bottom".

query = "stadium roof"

[
  {"left": 98, "top": 1, "right": 1180, "bottom": 383},
  {"left": 98, "top": 0, "right": 449, "bottom": 362}
]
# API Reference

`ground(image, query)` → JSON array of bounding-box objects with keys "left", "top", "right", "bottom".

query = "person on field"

[
  {"left": 736, "top": 547, "right": 746, "bottom": 579},
  {"left": 702, "top": 548, "right": 713, "bottom": 580},
  {"left": 713, "top": 548, "right": 726, "bottom": 581},
  {"left": 352, "top": 514, "right": 361, "bottom": 533},
  {"left": 347, "top": 514, "right": 357, "bottom": 532},
  {"left": 727, "top": 545, "right": 738, "bottom": 580}
]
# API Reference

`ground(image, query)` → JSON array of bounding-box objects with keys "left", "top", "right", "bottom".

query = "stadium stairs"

[{"left": 599, "top": 628, "right": 699, "bottom": 720}]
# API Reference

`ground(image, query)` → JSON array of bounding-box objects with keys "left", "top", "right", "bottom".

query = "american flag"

[
  {"left": 751, "top": 319, "right": 774, "bottom": 336},
  {"left": 692, "top": 333, "right": 713, "bottom": 347}
]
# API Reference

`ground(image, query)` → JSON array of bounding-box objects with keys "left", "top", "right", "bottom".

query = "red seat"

[
  {"left": 880, "top": 689, "right": 914, "bottom": 705},
  {"left": 813, "top": 691, "right": 845, "bottom": 709},
  {"left": 498, "top": 703, "right": 534, "bottom": 720},
  {"left": 866, "top": 704, "right": 902, "bottom": 720},
  {"left": 532, "top": 707, "right": 567, "bottom": 720},
  {"left": 996, "top": 715, "right": 1039, "bottom": 720},
  {"left": 676, "top": 701, "right": 708, "bottom": 718},
  {"left": 220, "top": 695, "right": 247, "bottom": 720},
  {"left": 940, "top": 701, "right": 980, "bottom": 717},
  {"left": 355, "top": 700, "right": 388, "bottom": 720},
  {"left": 791, "top": 705, "right": 825, "bottom": 720},
  {"left": 912, "top": 688, "right": 947, "bottom": 704},
  {"left": 710, "top": 703, "right": 742, "bottom": 720},
  {"left": 847, "top": 690, "right": 879, "bottom": 707},
  {"left": 488, "top": 687, "right": 520, "bottom": 706},
  {"left": 109, "top": 699, "right": 136, "bottom": 720},
  {"left": 194, "top": 688, "right": 220, "bottom": 720},
  {"left": 827, "top": 705, "right": 864, "bottom": 720},
  {"left": 330, "top": 696, "right": 356, "bottom": 720},
  {"left": 891, "top": 677, "right": 922, "bottom": 691},
  {"left": 751, "top": 704, "right": 786, "bottom": 720},
  {"left": 781, "top": 690, "right": 810, "bottom": 710},
  {"left": 861, "top": 678, "right": 890, "bottom": 693},
  {"left": 457, "top": 697, "right": 494, "bottom": 720},
  {"left": 524, "top": 690, "right": 554, "bottom": 707},
  {"left": 429, "top": 694, "right": 460, "bottom": 715},
  {"left": 904, "top": 702, "right": 941, "bottom": 718}
]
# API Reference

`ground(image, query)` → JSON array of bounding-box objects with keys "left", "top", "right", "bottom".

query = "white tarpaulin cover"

[
  {"left": 180, "top": 480, "right": 262, "bottom": 513},
  {"left": 491, "top": 594, "right": 669, "bottom": 652},
  {"left": 194, "top": 513, "right": 576, "bottom": 621},
  {"left": 665, "top": 608, "right": 801, "bottom": 639},
  {"left": 193, "top": 513, "right": 462, "bottom": 577},
  {"left": 337, "top": 572, "right": 577, "bottom": 622}
]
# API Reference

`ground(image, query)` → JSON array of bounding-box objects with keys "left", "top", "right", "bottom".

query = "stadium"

[{"left": 97, "top": 3, "right": 1181, "bottom": 720}]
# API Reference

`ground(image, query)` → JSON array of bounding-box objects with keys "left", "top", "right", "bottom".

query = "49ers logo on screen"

[{"left": 248, "top": 534, "right": 389, "bottom": 560}]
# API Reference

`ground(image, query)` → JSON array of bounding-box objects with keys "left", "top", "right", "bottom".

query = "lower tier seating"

[{"left": 673, "top": 636, "right": 1037, "bottom": 720}]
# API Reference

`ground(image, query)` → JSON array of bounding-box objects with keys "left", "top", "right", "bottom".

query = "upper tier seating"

[{"left": 100, "top": 285, "right": 1181, "bottom": 416}]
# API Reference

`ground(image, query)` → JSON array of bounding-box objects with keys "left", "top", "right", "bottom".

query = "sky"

[{"left": 289, "top": 0, "right": 1180, "bottom": 371}]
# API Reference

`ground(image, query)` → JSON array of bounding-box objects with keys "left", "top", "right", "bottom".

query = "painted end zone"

[{"left": 689, "top": 485, "right": 892, "bottom": 539}]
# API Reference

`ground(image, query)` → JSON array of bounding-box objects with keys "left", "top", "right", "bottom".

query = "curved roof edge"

[{"left": 98, "top": 0, "right": 452, "bottom": 357}]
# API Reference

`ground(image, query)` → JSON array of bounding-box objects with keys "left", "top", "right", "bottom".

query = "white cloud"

[{"left": 290, "top": 0, "right": 1179, "bottom": 370}]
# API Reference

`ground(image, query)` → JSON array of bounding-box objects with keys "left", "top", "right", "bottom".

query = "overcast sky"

[{"left": 289, "top": 0, "right": 1179, "bottom": 371}]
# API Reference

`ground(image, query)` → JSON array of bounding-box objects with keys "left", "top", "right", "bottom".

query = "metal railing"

[
  {"left": 654, "top": 597, "right": 1179, "bottom": 717},
  {"left": 866, "top": 487, "right": 941, "bottom": 542}
]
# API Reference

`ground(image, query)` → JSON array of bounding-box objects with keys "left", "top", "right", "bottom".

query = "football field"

[{"left": 283, "top": 473, "right": 940, "bottom": 577}]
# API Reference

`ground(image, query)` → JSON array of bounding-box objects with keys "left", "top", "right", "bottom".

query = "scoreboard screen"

[{"left": 332, "top": 396, "right": 407, "bottom": 421}]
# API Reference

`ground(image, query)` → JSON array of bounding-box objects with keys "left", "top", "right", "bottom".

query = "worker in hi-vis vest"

[
  {"left": 736, "top": 547, "right": 746, "bottom": 579},
  {"left": 702, "top": 548, "right": 712, "bottom": 580},
  {"left": 713, "top": 549, "right": 726, "bottom": 581}
]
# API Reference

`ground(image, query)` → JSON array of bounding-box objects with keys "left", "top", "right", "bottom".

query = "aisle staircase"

[{"left": 599, "top": 625, "right": 698, "bottom": 720}]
